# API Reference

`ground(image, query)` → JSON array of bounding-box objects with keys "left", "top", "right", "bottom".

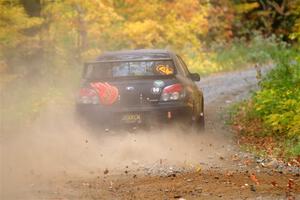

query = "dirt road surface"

[{"left": 1, "top": 67, "right": 299, "bottom": 200}]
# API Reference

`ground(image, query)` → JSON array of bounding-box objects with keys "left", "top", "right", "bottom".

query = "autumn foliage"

[{"left": 1, "top": 0, "right": 300, "bottom": 79}]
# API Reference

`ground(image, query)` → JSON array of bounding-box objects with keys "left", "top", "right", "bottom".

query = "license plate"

[{"left": 121, "top": 114, "right": 141, "bottom": 123}]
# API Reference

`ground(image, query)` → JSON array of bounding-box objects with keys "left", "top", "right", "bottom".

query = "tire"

[
  {"left": 199, "top": 114, "right": 205, "bottom": 130},
  {"left": 191, "top": 98, "right": 205, "bottom": 132},
  {"left": 199, "top": 96, "right": 205, "bottom": 130}
]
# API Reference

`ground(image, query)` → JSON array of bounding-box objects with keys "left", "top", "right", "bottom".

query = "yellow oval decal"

[{"left": 156, "top": 65, "right": 174, "bottom": 75}]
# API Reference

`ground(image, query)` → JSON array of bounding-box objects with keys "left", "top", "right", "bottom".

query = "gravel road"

[{"left": 1, "top": 66, "right": 299, "bottom": 200}]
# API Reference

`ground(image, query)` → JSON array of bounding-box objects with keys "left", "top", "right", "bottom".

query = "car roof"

[{"left": 96, "top": 49, "right": 174, "bottom": 61}]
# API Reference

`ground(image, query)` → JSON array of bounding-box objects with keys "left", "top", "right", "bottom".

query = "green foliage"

[
  {"left": 188, "top": 34, "right": 279, "bottom": 75},
  {"left": 229, "top": 42, "right": 300, "bottom": 158},
  {"left": 232, "top": 0, "right": 300, "bottom": 40},
  {"left": 290, "top": 141, "right": 300, "bottom": 157},
  {"left": 253, "top": 48, "right": 300, "bottom": 138}
]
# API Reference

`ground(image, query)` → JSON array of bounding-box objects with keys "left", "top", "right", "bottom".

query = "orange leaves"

[
  {"left": 271, "top": 181, "right": 277, "bottom": 187},
  {"left": 225, "top": 171, "right": 234, "bottom": 177},
  {"left": 250, "top": 173, "right": 260, "bottom": 185},
  {"left": 286, "top": 178, "right": 296, "bottom": 200},
  {"left": 287, "top": 179, "right": 295, "bottom": 191},
  {"left": 168, "top": 0, "right": 203, "bottom": 21}
]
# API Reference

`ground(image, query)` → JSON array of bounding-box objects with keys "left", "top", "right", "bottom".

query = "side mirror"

[{"left": 190, "top": 73, "right": 200, "bottom": 82}]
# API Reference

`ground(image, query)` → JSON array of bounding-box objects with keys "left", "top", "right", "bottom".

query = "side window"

[
  {"left": 177, "top": 56, "right": 190, "bottom": 76},
  {"left": 175, "top": 56, "right": 187, "bottom": 76}
]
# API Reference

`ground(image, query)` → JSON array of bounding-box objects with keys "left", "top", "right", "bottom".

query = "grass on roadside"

[
  {"left": 188, "top": 34, "right": 280, "bottom": 76},
  {"left": 229, "top": 87, "right": 300, "bottom": 161}
]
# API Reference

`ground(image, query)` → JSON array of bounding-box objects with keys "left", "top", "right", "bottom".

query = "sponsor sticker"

[
  {"left": 90, "top": 82, "right": 119, "bottom": 105},
  {"left": 153, "top": 80, "right": 165, "bottom": 88},
  {"left": 151, "top": 87, "right": 161, "bottom": 94},
  {"left": 155, "top": 65, "right": 174, "bottom": 75}
]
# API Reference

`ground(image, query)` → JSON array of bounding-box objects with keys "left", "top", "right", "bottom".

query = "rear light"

[
  {"left": 78, "top": 88, "right": 99, "bottom": 104},
  {"left": 160, "top": 84, "right": 185, "bottom": 101}
]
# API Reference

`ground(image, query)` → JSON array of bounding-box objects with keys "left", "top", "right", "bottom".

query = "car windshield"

[{"left": 84, "top": 60, "right": 176, "bottom": 79}]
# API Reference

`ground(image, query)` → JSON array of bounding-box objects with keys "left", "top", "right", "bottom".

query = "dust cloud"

[{"left": 0, "top": 103, "right": 231, "bottom": 199}]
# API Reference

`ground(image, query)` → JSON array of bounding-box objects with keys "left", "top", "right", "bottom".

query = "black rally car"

[{"left": 76, "top": 49, "right": 204, "bottom": 128}]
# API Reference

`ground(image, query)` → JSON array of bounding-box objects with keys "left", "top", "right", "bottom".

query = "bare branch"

[{"left": 266, "top": 0, "right": 286, "bottom": 15}]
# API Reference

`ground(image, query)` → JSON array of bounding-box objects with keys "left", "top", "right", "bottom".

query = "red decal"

[{"left": 90, "top": 82, "right": 119, "bottom": 105}]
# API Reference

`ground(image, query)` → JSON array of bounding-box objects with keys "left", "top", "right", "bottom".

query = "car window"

[
  {"left": 84, "top": 60, "right": 176, "bottom": 79},
  {"left": 174, "top": 56, "right": 185, "bottom": 76},
  {"left": 177, "top": 56, "right": 190, "bottom": 76}
]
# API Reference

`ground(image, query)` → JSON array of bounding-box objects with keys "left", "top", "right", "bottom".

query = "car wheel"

[
  {"left": 198, "top": 114, "right": 205, "bottom": 130},
  {"left": 191, "top": 100, "right": 205, "bottom": 132},
  {"left": 190, "top": 113, "right": 205, "bottom": 132}
]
